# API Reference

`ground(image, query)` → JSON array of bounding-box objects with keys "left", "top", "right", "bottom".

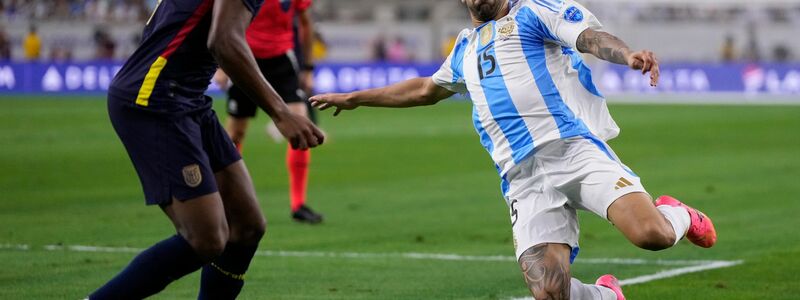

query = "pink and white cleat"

[
  {"left": 596, "top": 274, "right": 625, "bottom": 300},
  {"left": 655, "top": 195, "right": 717, "bottom": 248}
]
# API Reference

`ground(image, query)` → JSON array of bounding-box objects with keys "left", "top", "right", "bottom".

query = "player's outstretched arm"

[
  {"left": 208, "top": 0, "right": 324, "bottom": 149},
  {"left": 576, "top": 29, "right": 660, "bottom": 86},
  {"left": 310, "top": 77, "right": 454, "bottom": 116}
]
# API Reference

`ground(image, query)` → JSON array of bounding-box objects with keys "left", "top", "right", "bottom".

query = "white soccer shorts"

[{"left": 505, "top": 135, "right": 647, "bottom": 261}]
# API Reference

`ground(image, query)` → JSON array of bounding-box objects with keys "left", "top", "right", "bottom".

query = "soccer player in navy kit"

[{"left": 90, "top": 0, "right": 324, "bottom": 299}]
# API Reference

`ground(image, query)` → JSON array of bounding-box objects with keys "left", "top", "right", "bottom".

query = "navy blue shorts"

[{"left": 108, "top": 97, "right": 241, "bottom": 206}]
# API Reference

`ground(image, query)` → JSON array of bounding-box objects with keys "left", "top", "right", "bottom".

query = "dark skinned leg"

[
  {"left": 90, "top": 194, "right": 228, "bottom": 299},
  {"left": 198, "top": 160, "right": 266, "bottom": 300}
]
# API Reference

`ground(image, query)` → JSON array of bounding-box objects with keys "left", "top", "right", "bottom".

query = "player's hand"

[
  {"left": 273, "top": 111, "right": 325, "bottom": 150},
  {"left": 309, "top": 93, "right": 357, "bottom": 117},
  {"left": 626, "top": 50, "right": 660, "bottom": 87}
]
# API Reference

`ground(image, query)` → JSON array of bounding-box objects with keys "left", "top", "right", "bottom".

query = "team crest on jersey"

[
  {"left": 480, "top": 23, "right": 494, "bottom": 46},
  {"left": 564, "top": 6, "right": 584, "bottom": 23},
  {"left": 182, "top": 164, "right": 203, "bottom": 188},
  {"left": 498, "top": 22, "right": 515, "bottom": 40}
]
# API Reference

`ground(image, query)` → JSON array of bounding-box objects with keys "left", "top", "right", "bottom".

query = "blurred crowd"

[
  {"left": 0, "top": 0, "right": 797, "bottom": 63},
  {"left": 0, "top": 23, "right": 124, "bottom": 61},
  {"left": 311, "top": 0, "right": 800, "bottom": 24},
  {"left": 0, "top": 0, "right": 152, "bottom": 61},
  {"left": 627, "top": 5, "right": 799, "bottom": 24},
  {"left": 0, "top": 0, "right": 155, "bottom": 23}
]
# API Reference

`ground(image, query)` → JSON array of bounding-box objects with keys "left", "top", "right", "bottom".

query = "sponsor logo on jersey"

[
  {"left": 182, "top": 164, "right": 203, "bottom": 188},
  {"left": 564, "top": 6, "right": 584, "bottom": 23}
]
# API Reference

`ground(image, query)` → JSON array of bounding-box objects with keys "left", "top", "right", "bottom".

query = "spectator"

[
  {"left": 372, "top": 36, "right": 387, "bottom": 62},
  {"left": 23, "top": 24, "right": 41, "bottom": 61},
  {"left": 743, "top": 22, "right": 761, "bottom": 62},
  {"left": 441, "top": 34, "right": 457, "bottom": 59},
  {"left": 49, "top": 42, "right": 74, "bottom": 62},
  {"left": 93, "top": 27, "right": 116, "bottom": 60},
  {"left": 387, "top": 36, "right": 409, "bottom": 62},
  {"left": 0, "top": 25, "right": 11, "bottom": 60},
  {"left": 311, "top": 30, "right": 328, "bottom": 62},
  {"left": 720, "top": 35, "right": 736, "bottom": 62},
  {"left": 773, "top": 45, "right": 792, "bottom": 62}
]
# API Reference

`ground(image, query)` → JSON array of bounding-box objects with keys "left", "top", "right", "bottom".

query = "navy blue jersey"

[{"left": 109, "top": 0, "right": 262, "bottom": 114}]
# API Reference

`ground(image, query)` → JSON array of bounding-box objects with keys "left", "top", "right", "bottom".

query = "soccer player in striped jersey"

[
  {"left": 311, "top": 0, "right": 716, "bottom": 299},
  {"left": 91, "top": 0, "right": 324, "bottom": 299}
]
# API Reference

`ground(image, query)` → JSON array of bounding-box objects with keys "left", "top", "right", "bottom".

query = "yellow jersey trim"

[{"left": 135, "top": 56, "right": 168, "bottom": 107}]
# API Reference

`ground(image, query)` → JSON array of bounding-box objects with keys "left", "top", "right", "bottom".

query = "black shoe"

[{"left": 292, "top": 205, "right": 323, "bottom": 224}]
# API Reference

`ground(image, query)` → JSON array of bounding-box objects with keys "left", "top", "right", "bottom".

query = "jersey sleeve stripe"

[
  {"left": 162, "top": 0, "right": 213, "bottom": 58},
  {"left": 135, "top": 0, "right": 213, "bottom": 107},
  {"left": 478, "top": 44, "right": 536, "bottom": 164},
  {"left": 135, "top": 56, "right": 167, "bottom": 106},
  {"left": 516, "top": 9, "right": 590, "bottom": 139},
  {"left": 450, "top": 38, "right": 468, "bottom": 83}
]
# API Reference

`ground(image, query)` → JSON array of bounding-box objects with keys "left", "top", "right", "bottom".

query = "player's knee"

[
  {"left": 185, "top": 227, "right": 229, "bottom": 260},
  {"left": 631, "top": 222, "right": 674, "bottom": 251},
  {"left": 230, "top": 215, "right": 266, "bottom": 245}
]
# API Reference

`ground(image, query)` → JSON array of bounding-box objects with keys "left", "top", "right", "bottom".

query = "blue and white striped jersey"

[{"left": 433, "top": 0, "right": 620, "bottom": 177}]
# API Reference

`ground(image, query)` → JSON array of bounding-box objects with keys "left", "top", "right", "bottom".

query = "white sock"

[
  {"left": 657, "top": 205, "right": 691, "bottom": 246},
  {"left": 570, "top": 278, "right": 617, "bottom": 300}
]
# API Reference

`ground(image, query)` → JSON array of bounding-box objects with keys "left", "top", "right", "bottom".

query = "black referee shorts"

[{"left": 226, "top": 53, "right": 304, "bottom": 118}]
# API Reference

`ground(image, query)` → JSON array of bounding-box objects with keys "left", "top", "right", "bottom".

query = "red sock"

[{"left": 287, "top": 146, "right": 310, "bottom": 212}]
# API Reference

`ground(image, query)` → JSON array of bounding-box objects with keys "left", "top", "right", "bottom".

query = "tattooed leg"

[
  {"left": 518, "top": 244, "right": 572, "bottom": 299},
  {"left": 518, "top": 244, "right": 617, "bottom": 300}
]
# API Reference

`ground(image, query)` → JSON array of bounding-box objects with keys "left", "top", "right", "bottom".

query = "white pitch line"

[
  {"left": 3, "top": 243, "right": 743, "bottom": 299},
  {"left": 618, "top": 259, "right": 743, "bottom": 286},
  {"left": 509, "top": 259, "right": 744, "bottom": 300},
  {"left": 3, "top": 243, "right": 738, "bottom": 267},
  {"left": 0, "top": 243, "right": 29, "bottom": 250},
  {"left": 43, "top": 244, "right": 143, "bottom": 253}
]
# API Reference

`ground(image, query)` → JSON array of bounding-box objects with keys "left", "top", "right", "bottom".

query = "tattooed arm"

[{"left": 576, "top": 29, "right": 660, "bottom": 86}]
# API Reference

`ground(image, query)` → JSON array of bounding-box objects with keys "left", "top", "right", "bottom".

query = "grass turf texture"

[{"left": 0, "top": 96, "right": 798, "bottom": 299}]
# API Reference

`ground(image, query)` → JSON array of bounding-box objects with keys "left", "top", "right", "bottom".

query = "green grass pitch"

[{"left": 0, "top": 96, "right": 799, "bottom": 299}]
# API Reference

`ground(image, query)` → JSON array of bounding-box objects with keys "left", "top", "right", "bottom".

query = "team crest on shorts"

[
  {"left": 182, "top": 164, "right": 203, "bottom": 188},
  {"left": 498, "top": 22, "right": 515, "bottom": 40},
  {"left": 564, "top": 6, "right": 584, "bottom": 23}
]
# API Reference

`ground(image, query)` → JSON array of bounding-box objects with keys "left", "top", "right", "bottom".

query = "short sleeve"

[
  {"left": 432, "top": 31, "right": 469, "bottom": 94},
  {"left": 295, "top": 0, "right": 312, "bottom": 12},
  {"left": 520, "top": 0, "right": 602, "bottom": 49}
]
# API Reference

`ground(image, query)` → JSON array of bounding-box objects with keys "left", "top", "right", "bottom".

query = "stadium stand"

[{"left": 0, "top": 0, "right": 798, "bottom": 62}]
